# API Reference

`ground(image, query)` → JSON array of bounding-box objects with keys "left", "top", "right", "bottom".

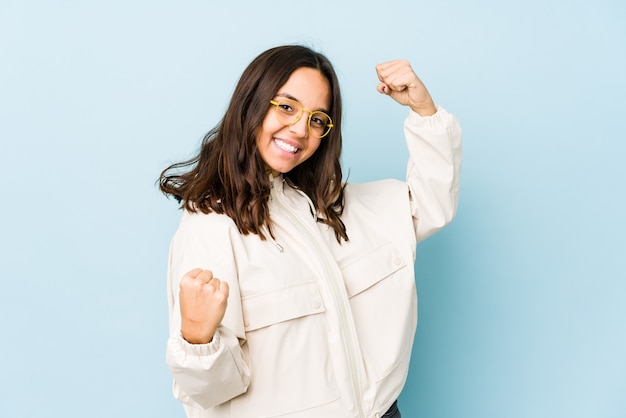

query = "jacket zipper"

[{"left": 271, "top": 181, "right": 367, "bottom": 418}]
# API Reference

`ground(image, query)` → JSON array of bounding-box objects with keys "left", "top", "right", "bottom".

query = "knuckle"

[
  {"left": 179, "top": 276, "right": 192, "bottom": 289},
  {"left": 198, "top": 269, "right": 213, "bottom": 280}
]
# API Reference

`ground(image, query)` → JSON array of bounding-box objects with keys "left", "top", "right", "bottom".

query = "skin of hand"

[
  {"left": 179, "top": 268, "right": 230, "bottom": 344},
  {"left": 375, "top": 60, "right": 437, "bottom": 116}
]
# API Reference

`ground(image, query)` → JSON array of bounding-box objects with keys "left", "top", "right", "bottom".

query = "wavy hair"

[{"left": 159, "top": 45, "right": 348, "bottom": 242}]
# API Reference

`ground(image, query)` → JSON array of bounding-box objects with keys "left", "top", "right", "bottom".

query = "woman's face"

[{"left": 256, "top": 67, "right": 331, "bottom": 176}]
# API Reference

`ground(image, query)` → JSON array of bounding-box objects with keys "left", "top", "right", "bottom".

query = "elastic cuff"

[
  {"left": 406, "top": 105, "right": 448, "bottom": 127},
  {"left": 177, "top": 329, "right": 221, "bottom": 356}
]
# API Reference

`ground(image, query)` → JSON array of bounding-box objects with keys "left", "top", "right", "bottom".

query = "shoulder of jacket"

[
  {"left": 343, "top": 179, "right": 410, "bottom": 220},
  {"left": 174, "top": 210, "right": 238, "bottom": 241}
]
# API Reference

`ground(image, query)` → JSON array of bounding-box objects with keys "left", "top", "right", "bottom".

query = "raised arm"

[{"left": 376, "top": 60, "right": 462, "bottom": 242}]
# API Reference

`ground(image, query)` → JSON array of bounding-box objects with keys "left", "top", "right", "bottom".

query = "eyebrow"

[{"left": 275, "top": 93, "right": 330, "bottom": 114}]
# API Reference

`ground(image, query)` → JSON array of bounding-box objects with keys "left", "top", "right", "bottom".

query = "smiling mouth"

[{"left": 273, "top": 138, "right": 299, "bottom": 154}]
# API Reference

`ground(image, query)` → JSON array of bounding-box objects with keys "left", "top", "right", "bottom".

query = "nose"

[{"left": 288, "top": 113, "right": 309, "bottom": 138}]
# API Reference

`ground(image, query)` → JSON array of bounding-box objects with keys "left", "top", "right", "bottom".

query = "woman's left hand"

[{"left": 375, "top": 60, "right": 437, "bottom": 116}]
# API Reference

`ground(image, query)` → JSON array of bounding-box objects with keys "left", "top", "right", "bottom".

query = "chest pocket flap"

[
  {"left": 241, "top": 281, "right": 326, "bottom": 332},
  {"left": 340, "top": 242, "right": 407, "bottom": 298}
]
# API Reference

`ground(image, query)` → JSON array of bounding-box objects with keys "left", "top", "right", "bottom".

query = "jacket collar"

[{"left": 269, "top": 172, "right": 285, "bottom": 193}]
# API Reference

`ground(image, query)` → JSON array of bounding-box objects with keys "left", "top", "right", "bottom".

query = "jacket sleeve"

[
  {"left": 165, "top": 213, "right": 250, "bottom": 409},
  {"left": 404, "top": 105, "right": 462, "bottom": 243}
]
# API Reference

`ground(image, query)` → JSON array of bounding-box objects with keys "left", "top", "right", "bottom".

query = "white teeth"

[{"left": 274, "top": 138, "right": 298, "bottom": 153}]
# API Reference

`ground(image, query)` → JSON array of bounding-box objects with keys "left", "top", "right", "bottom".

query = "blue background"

[{"left": 1, "top": 1, "right": 625, "bottom": 417}]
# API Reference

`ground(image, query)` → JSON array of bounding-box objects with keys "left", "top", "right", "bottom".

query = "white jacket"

[{"left": 166, "top": 107, "right": 462, "bottom": 418}]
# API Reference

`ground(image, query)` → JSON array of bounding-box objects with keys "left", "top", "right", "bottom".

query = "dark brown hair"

[{"left": 159, "top": 45, "right": 348, "bottom": 242}]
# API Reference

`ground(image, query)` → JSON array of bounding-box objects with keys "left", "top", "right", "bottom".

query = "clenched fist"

[
  {"left": 375, "top": 60, "right": 437, "bottom": 116},
  {"left": 179, "top": 268, "right": 229, "bottom": 344}
]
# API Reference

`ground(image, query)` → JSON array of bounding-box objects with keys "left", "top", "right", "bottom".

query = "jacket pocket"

[
  {"left": 241, "top": 281, "right": 325, "bottom": 332},
  {"left": 235, "top": 282, "right": 339, "bottom": 416},
  {"left": 340, "top": 242, "right": 407, "bottom": 298},
  {"left": 339, "top": 242, "right": 416, "bottom": 385}
]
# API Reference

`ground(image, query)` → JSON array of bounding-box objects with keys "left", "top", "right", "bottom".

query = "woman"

[{"left": 160, "top": 45, "right": 462, "bottom": 418}]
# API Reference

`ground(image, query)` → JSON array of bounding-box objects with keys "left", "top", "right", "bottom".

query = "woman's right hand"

[{"left": 179, "top": 268, "right": 229, "bottom": 344}]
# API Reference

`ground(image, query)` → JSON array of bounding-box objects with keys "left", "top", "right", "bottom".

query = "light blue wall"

[{"left": 1, "top": 1, "right": 624, "bottom": 417}]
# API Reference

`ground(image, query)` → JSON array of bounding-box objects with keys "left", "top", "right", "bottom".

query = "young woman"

[{"left": 160, "top": 45, "right": 462, "bottom": 418}]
